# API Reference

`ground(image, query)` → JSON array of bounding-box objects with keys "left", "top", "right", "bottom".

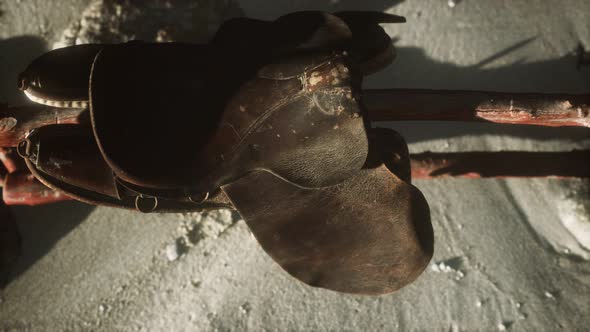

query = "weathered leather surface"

[
  {"left": 221, "top": 162, "right": 433, "bottom": 295},
  {"left": 18, "top": 44, "right": 103, "bottom": 103},
  {"left": 90, "top": 42, "right": 368, "bottom": 195},
  {"left": 256, "top": 53, "right": 337, "bottom": 80},
  {"left": 25, "top": 125, "right": 119, "bottom": 199},
  {"left": 199, "top": 56, "right": 368, "bottom": 191},
  {"left": 220, "top": 127, "right": 430, "bottom": 294}
]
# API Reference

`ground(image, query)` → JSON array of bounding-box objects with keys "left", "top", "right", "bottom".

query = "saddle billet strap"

[
  {"left": 25, "top": 158, "right": 234, "bottom": 213},
  {"left": 21, "top": 125, "right": 233, "bottom": 213},
  {"left": 26, "top": 163, "right": 233, "bottom": 213}
]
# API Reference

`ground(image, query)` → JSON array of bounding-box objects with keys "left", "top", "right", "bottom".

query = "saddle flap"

[
  {"left": 221, "top": 163, "right": 433, "bottom": 295},
  {"left": 221, "top": 128, "right": 432, "bottom": 295}
]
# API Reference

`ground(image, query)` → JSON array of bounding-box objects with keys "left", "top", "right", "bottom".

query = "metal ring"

[
  {"left": 135, "top": 195, "right": 158, "bottom": 213},
  {"left": 17, "top": 75, "right": 29, "bottom": 91},
  {"left": 188, "top": 191, "right": 209, "bottom": 204},
  {"left": 16, "top": 139, "right": 31, "bottom": 159}
]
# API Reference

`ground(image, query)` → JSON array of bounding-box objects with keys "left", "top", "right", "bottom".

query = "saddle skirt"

[{"left": 17, "top": 11, "right": 433, "bottom": 295}]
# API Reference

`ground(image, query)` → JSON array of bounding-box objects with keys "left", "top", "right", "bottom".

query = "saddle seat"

[{"left": 89, "top": 42, "right": 232, "bottom": 191}]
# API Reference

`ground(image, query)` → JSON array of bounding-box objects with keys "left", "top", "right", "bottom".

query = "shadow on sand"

[
  {"left": 0, "top": 36, "right": 95, "bottom": 288},
  {"left": 369, "top": 41, "right": 590, "bottom": 145}
]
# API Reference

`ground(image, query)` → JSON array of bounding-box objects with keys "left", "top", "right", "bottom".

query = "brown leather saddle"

[{"left": 17, "top": 12, "right": 433, "bottom": 295}]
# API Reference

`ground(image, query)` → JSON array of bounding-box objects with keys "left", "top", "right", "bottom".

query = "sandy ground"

[{"left": 1, "top": 0, "right": 590, "bottom": 331}]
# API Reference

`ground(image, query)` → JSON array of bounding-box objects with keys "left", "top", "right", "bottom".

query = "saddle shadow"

[
  {"left": 0, "top": 201, "right": 95, "bottom": 288},
  {"left": 0, "top": 36, "right": 47, "bottom": 105},
  {"left": 366, "top": 39, "right": 590, "bottom": 146},
  {"left": 0, "top": 35, "right": 95, "bottom": 288},
  {"left": 237, "top": 0, "right": 405, "bottom": 19}
]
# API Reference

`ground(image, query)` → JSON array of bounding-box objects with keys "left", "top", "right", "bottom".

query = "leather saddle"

[{"left": 17, "top": 12, "right": 433, "bottom": 295}]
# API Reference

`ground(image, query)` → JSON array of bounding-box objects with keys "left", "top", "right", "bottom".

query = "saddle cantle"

[{"left": 17, "top": 12, "right": 433, "bottom": 295}]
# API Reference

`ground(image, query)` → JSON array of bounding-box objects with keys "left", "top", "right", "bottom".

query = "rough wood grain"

[
  {"left": 2, "top": 171, "right": 71, "bottom": 206},
  {"left": 364, "top": 89, "right": 590, "bottom": 128},
  {"left": 0, "top": 104, "right": 84, "bottom": 147}
]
